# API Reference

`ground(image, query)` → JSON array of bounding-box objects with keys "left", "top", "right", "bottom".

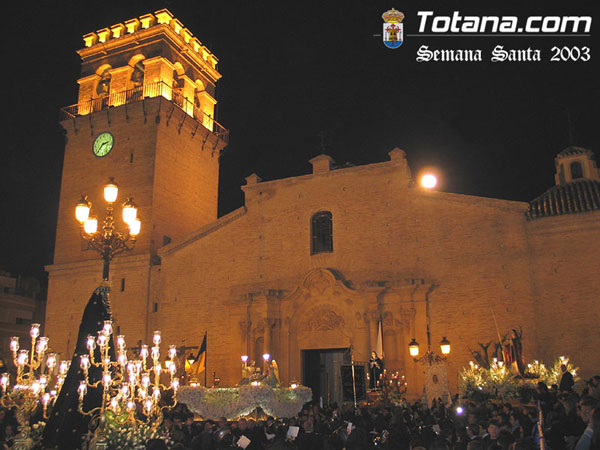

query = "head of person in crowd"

[
  {"left": 579, "top": 397, "right": 599, "bottom": 425},
  {"left": 488, "top": 420, "right": 501, "bottom": 440},
  {"left": 467, "top": 423, "right": 480, "bottom": 439}
]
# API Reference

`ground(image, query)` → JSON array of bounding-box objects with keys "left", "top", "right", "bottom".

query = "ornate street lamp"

[
  {"left": 75, "top": 178, "right": 141, "bottom": 280},
  {"left": 408, "top": 296, "right": 451, "bottom": 364},
  {"left": 409, "top": 333, "right": 451, "bottom": 364}
]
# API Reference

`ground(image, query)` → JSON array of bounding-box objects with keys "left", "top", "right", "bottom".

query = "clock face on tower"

[{"left": 93, "top": 132, "right": 114, "bottom": 157}]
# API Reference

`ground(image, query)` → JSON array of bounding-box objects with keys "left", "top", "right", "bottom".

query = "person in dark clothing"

[
  {"left": 560, "top": 365, "right": 575, "bottom": 392},
  {"left": 296, "top": 418, "right": 323, "bottom": 450},
  {"left": 266, "top": 425, "right": 296, "bottom": 450},
  {"left": 482, "top": 420, "right": 501, "bottom": 450},
  {"left": 191, "top": 421, "right": 215, "bottom": 450}
]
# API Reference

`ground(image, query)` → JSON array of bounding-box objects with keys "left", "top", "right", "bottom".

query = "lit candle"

[
  {"left": 102, "top": 373, "right": 112, "bottom": 388},
  {"left": 10, "top": 337, "right": 19, "bottom": 353},
  {"left": 78, "top": 381, "right": 87, "bottom": 400},
  {"left": 1, "top": 373, "right": 9, "bottom": 392},
  {"left": 30, "top": 323, "right": 41, "bottom": 339},
  {"left": 37, "top": 337, "right": 49, "bottom": 354},
  {"left": 17, "top": 350, "right": 28, "bottom": 367},
  {"left": 46, "top": 353, "right": 57, "bottom": 369}
]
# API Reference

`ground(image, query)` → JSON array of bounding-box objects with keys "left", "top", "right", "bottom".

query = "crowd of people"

[
  {"left": 0, "top": 373, "right": 598, "bottom": 450},
  {"left": 146, "top": 373, "right": 600, "bottom": 450}
]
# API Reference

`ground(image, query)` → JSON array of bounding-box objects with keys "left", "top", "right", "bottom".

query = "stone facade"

[{"left": 45, "top": 9, "right": 600, "bottom": 400}]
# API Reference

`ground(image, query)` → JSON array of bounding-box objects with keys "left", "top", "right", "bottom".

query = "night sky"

[{"left": 1, "top": 0, "right": 597, "bottom": 281}]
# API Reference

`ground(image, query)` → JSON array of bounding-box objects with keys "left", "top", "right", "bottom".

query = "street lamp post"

[
  {"left": 408, "top": 295, "right": 451, "bottom": 364},
  {"left": 75, "top": 178, "right": 141, "bottom": 280}
]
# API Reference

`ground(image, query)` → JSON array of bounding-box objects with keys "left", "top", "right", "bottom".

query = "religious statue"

[
  {"left": 265, "top": 360, "right": 281, "bottom": 387},
  {"left": 238, "top": 360, "right": 259, "bottom": 386},
  {"left": 502, "top": 328, "right": 525, "bottom": 376},
  {"left": 369, "top": 351, "right": 384, "bottom": 389}
]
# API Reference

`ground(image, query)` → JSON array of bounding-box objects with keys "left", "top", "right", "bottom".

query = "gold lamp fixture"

[
  {"left": 75, "top": 178, "right": 141, "bottom": 280},
  {"left": 408, "top": 294, "right": 451, "bottom": 364},
  {"left": 1, "top": 324, "right": 67, "bottom": 448}
]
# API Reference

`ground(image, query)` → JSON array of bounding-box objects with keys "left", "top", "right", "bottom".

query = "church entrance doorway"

[{"left": 301, "top": 348, "right": 349, "bottom": 406}]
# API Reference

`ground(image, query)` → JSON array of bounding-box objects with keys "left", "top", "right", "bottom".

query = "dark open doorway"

[{"left": 301, "top": 348, "right": 350, "bottom": 406}]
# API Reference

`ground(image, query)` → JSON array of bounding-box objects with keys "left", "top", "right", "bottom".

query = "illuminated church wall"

[
  {"left": 44, "top": 9, "right": 600, "bottom": 399},
  {"left": 155, "top": 149, "right": 546, "bottom": 396}
]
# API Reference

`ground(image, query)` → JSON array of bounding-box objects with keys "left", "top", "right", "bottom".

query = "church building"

[{"left": 45, "top": 10, "right": 600, "bottom": 403}]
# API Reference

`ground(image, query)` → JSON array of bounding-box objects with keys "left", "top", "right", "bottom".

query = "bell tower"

[{"left": 46, "top": 9, "right": 227, "bottom": 355}]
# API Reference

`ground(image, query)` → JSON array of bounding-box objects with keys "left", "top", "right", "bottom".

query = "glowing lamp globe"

[
  {"left": 421, "top": 174, "right": 437, "bottom": 189},
  {"left": 103, "top": 179, "right": 119, "bottom": 203},
  {"left": 408, "top": 338, "right": 420, "bottom": 357},
  {"left": 262, "top": 353, "right": 270, "bottom": 362},
  {"left": 122, "top": 198, "right": 138, "bottom": 225},
  {"left": 241, "top": 355, "right": 248, "bottom": 363},
  {"left": 75, "top": 196, "right": 91, "bottom": 223},
  {"left": 129, "top": 218, "right": 141, "bottom": 236},
  {"left": 84, "top": 217, "right": 98, "bottom": 234},
  {"left": 440, "top": 336, "right": 451, "bottom": 355}
]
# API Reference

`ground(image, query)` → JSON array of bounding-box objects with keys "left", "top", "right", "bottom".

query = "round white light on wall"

[{"left": 420, "top": 174, "right": 437, "bottom": 189}]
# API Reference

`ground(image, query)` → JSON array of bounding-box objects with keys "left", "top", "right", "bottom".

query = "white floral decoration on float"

[{"left": 177, "top": 384, "right": 312, "bottom": 419}]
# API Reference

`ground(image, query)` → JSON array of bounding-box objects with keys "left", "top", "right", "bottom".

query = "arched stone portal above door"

[{"left": 282, "top": 268, "right": 370, "bottom": 381}]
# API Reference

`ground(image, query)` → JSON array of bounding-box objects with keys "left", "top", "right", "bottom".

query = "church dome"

[
  {"left": 526, "top": 178, "right": 600, "bottom": 220},
  {"left": 556, "top": 146, "right": 594, "bottom": 158}
]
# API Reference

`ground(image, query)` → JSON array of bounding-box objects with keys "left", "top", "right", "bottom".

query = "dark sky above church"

[{"left": 1, "top": 0, "right": 597, "bottom": 278}]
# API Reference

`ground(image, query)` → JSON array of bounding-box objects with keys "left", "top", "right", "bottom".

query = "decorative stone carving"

[
  {"left": 303, "top": 307, "right": 344, "bottom": 331},
  {"left": 304, "top": 269, "right": 334, "bottom": 296}
]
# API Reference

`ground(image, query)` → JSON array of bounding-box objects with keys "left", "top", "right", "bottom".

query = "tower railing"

[{"left": 59, "top": 81, "right": 228, "bottom": 144}]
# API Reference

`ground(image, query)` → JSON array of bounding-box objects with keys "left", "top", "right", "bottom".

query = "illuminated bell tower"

[{"left": 45, "top": 9, "right": 227, "bottom": 356}]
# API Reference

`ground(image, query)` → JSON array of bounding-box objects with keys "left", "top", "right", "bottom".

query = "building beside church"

[{"left": 45, "top": 10, "right": 600, "bottom": 403}]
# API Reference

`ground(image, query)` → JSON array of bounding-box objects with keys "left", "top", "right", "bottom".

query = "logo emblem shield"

[{"left": 382, "top": 9, "right": 405, "bottom": 49}]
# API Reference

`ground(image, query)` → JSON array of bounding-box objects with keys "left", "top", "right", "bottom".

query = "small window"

[
  {"left": 570, "top": 161, "right": 583, "bottom": 179},
  {"left": 116, "top": 325, "right": 121, "bottom": 335},
  {"left": 120, "top": 278, "right": 126, "bottom": 292},
  {"left": 163, "top": 235, "right": 172, "bottom": 246},
  {"left": 311, "top": 211, "right": 333, "bottom": 254},
  {"left": 153, "top": 302, "right": 158, "bottom": 313}
]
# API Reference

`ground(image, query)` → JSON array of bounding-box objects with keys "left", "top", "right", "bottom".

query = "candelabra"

[
  {"left": 75, "top": 178, "right": 141, "bottom": 280},
  {"left": 0, "top": 324, "right": 67, "bottom": 450},
  {"left": 78, "top": 323, "right": 179, "bottom": 449}
]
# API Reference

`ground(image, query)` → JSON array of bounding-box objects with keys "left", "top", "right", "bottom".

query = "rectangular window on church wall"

[{"left": 311, "top": 211, "right": 333, "bottom": 254}]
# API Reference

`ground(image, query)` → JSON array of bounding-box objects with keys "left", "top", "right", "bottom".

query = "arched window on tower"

[
  {"left": 172, "top": 70, "right": 185, "bottom": 108},
  {"left": 311, "top": 211, "right": 333, "bottom": 255},
  {"left": 570, "top": 161, "right": 583, "bottom": 179},
  {"left": 95, "top": 68, "right": 111, "bottom": 111}
]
